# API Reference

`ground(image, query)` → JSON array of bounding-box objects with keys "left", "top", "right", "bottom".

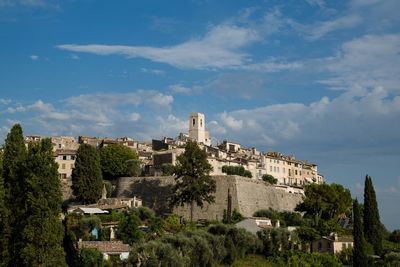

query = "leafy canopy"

[
  {"left": 170, "top": 140, "right": 216, "bottom": 221},
  {"left": 262, "top": 174, "right": 277, "bottom": 184},
  {"left": 72, "top": 144, "right": 103, "bottom": 204},
  {"left": 295, "top": 183, "right": 352, "bottom": 227},
  {"left": 100, "top": 144, "right": 139, "bottom": 180}
]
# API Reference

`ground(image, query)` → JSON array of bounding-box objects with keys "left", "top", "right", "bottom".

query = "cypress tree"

[
  {"left": 72, "top": 144, "right": 103, "bottom": 204},
  {"left": 353, "top": 199, "right": 368, "bottom": 267},
  {"left": 0, "top": 149, "right": 9, "bottom": 267},
  {"left": 21, "top": 139, "right": 67, "bottom": 266},
  {"left": 2, "top": 124, "right": 28, "bottom": 266},
  {"left": 364, "top": 175, "right": 383, "bottom": 255}
]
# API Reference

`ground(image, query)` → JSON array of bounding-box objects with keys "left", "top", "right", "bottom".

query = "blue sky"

[{"left": 0, "top": 0, "right": 399, "bottom": 229}]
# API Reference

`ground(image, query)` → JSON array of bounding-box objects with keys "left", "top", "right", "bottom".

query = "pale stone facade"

[{"left": 189, "top": 112, "right": 211, "bottom": 146}]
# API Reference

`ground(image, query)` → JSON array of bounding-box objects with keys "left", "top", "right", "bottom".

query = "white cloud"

[
  {"left": 140, "top": 68, "right": 165, "bottom": 75},
  {"left": 0, "top": 98, "right": 11, "bottom": 105},
  {"left": 30, "top": 54, "right": 39, "bottom": 60},
  {"left": 129, "top": 112, "right": 141, "bottom": 122},
  {"left": 292, "top": 15, "right": 362, "bottom": 40},
  {"left": 0, "top": 91, "right": 175, "bottom": 140},
  {"left": 211, "top": 85, "right": 400, "bottom": 153},
  {"left": 169, "top": 84, "right": 192, "bottom": 94},
  {"left": 320, "top": 34, "right": 400, "bottom": 91},
  {"left": 57, "top": 24, "right": 259, "bottom": 70},
  {"left": 220, "top": 112, "right": 243, "bottom": 131},
  {"left": 305, "top": 0, "right": 326, "bottom": 8}
]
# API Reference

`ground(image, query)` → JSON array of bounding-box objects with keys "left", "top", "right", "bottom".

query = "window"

[
  {"left": 342, "top": 243, "right": 346, "bottom": 249},
  {"left": 274, "top": 166, "right": 276, "bottom": 172},
  {"left": 277, "top": 167, "right": 279, "bottom": 173},
  {"left": 270, "top": 166, "right": 272, "bottom": 172},
  {"left": 71, "top": 156, "right": 75, "bottom": 160},
  {"left": 63, "top": 155, "right": 67, "bottom": 160},
  {"left": 283, "top": 168, "right": 285, "bottom": 173},
  {"left": 299, "top": 171, "right": 302, "bottom": 175},
  {"left": 193, "top": 118, "right": 195, "bottom": 126},
  {"left": 295, "top": 170, "right": 298, "bottom": 175},
  {"left": 70, "top": 164, "right": 74, "bottom": 169},
  {"left": 200, "top": 119, "right": 203, "bottom": 127},
  {"left": 62, "top": 163, "right": 66, "bottom": 169}
]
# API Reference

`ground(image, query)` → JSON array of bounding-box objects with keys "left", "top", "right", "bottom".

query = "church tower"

[{"left": 188, "top": 112, "right": 210, "bottom": 146}]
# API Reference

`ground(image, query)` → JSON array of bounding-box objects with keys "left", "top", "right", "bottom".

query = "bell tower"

[{"left": 188, "top": 112, "right": 210, "bottom": 146}]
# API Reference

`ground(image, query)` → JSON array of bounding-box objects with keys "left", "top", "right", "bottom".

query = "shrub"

[
  {"left": 80, "top": 248, "right": 104, "bottom": 267},
  {"left": 129, "top": 240, "right": 185, "bottom": 267}
]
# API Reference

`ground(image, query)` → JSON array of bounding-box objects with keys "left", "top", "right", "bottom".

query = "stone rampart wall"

[{"left": 116, "top": 175, "right": 303, "bottom": 221}]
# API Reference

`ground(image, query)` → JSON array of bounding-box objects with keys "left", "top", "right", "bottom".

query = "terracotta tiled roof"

[{"left": 79, "top": 241, "right": 130, "bottom": 254}]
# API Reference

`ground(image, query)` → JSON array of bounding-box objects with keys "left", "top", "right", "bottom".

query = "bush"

[
  {"left": 262, "top": 174, "right": 277, "bottom": 184},
  {"left": 257, "top": 228, "right": 293, "bottom": 257},
  {"left": 222, "top": 165, "right": 252, "bottom": 178},
  {"left": 208, "top": 224, "right": 261, "bottom": 264},
  {"left": 161, "top": 163, "right": 175, "bottom": 176},
  {"left": 129, "top": 240, "right": 185, "bottom": 267},
  {"left": 272, "top": 251, "right": 342, "bottom": 267},
  {"left": 116, "top": 210, "right": 143, "bottom": 245},
  {"left": 80, "top": 248, "right": 104, "bottom": 267},
  {"left": 161, "top": 214, "right": 184, "bottom": 234},
  {"left": 390, "top": 230, "right": 400, "bottom": 243}
]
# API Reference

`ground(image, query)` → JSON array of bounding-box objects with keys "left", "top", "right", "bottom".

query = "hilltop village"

[
  {"left": 25, "top": 112, "right": 323, "bottom": 198},
  {"left": 2, "top": 114, "right": 396, "bottom": 266}
]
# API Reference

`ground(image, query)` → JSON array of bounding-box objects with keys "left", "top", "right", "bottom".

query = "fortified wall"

[{"left": 116, "top": 175, "right": 303, "bottom": 221}]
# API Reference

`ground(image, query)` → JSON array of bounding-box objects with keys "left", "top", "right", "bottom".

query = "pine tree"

[
  {"left": 170, "top": 140, "right": 216, "bottom": 222},
  {"left": 21, "top": 139, "right": 66, "bottom": 266},
  {"left": 353, "top": 199, "right": 368, "bottom": 267},
  {"left": 364, "top": 175, "right": 383, "bottom": 255},
  {"left": 72, "top": 144, "right": 103, "bottom": 204},
  {"left": 2, "top": 124, "right": 28, "bottom": 266}
]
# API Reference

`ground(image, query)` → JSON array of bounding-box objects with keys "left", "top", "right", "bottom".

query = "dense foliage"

[
  {"left": 170, "top": 140, "right": 216, "bottom": 221},
  {"left": 0, "top": 150, "right": 7, "bottom": 267},
  {"left": 262, "top": 174, "right": 277, "bottom": 184},
  {"left": 295, "top": 183, "right": 352, "bottom": 233},
  {"left": 222, "top": 165, "right": 252, "bottom": 178},
  {"left": 364, "top": 175, "right": 383, "bottom": 255},
  {"left": 100, "top": 144, "right": 139, "bottom": 180},
  {"left": 72, "top": 144, "right": 103, "bottom": 204},
  {"left": 21, "top": 139, "right": 66, "bottom": 266},
  {"left": 353, "top": 199, "right": 368, "bottom": 267},
  {"left": 116, "top": 210, "right": 143, "bottom": 245},
  {"left": 2, "top": 124, "right": 27, "bottom": 266}
]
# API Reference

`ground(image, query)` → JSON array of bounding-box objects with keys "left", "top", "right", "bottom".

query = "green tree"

[
  {"left": 262, "top": 174, "right": 277, "bottom": 184},
  {"left": 21, "top": 139, "right": 66, "bottom": 266},
  {"left": 0, "top": 149, "right": 8, "bottom": 267},
  {"left": 222, "top": 165, "right": 252, "bottom": 178},
  {"left": 80, "top": 248, "right": 104, "bottom": 267},
  {"left": 364, "top": 175, "right": 383, "bottom": 255},
  {"left": 389, "top": 229, "right": 400, "bottom": 243},
  {"left": 116, "top": 210, "right": 143, "bottom": 245},
  {"left": 100, "top": 144, "right": 139, "bottom": 180},
  {"left": 295, "top": 183, "right": 352, "bottom": 231},
  {"left": 353, "top": 199, "right": 368, "bottom": 267},
  {"left": 2, "top": 124, "right": 28, "bottom": 266},
  {"left": 72, "top": 144, "right": 103, "bottom": 204},
  {"left": 161, "top": 163, "right": 175, "bottom": 176},
  {"left": 170, "top": 140, "right": 216, "bottom": 222}
]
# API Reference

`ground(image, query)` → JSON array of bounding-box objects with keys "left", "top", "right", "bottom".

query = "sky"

[{"left": 0, "top": 0, "right": 399, "bottom": 229}]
